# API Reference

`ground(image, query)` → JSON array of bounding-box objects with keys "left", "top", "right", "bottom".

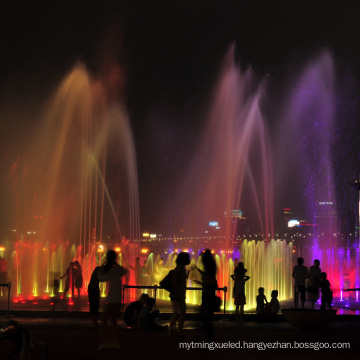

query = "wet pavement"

[
  {"left": 0, "top": 315, "right": 359, "bottom": 360},
  {"left": 0, "top": 295, "right": 359, "bottom": 360}
]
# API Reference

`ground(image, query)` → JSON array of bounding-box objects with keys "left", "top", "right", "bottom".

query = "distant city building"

[
  {"left": 283, "top": 208, "right": 292, "bottom": 231},
  {"left": 315, "top": 200, "right": 339, "bottom": 235},
  {"left": 224, "top": 209, "right": 248, "bottom": 248}
]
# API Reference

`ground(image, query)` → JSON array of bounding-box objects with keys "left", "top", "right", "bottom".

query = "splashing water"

[{"left": 3, "top": 63, "right": 140, "bottom": 299}]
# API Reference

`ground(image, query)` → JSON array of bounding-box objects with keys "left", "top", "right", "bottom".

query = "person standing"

[
  {"left": 169, "top": 252, "right": 190, "bottom": 337},
  {"left": 195, "top": 249, "right": 218, "bottom": 341},
  {"left": 292, "top": 257, "right": 308, "bottom": 308},
  {"left": 97, "top": 250, "right": 128, "bottom": 350},
  {"left": 307, "top": 259, "right": 321, "bottom": 309},
  {"left": 231, "top": 262, "right": 250, "bottom": 323},
  {"left": 73, "top": 260, "right": 83, "bottom": 299},
  {"left": 88, "top": 266, "right": 101, "bottom": 327}
]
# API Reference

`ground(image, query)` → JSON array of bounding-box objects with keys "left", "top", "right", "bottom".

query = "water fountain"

[
  {"left": 276, "top": 49, "right": 360, "bottom": 308},
  {"left": 1, "top": 44, "right": 358, "bottom": 314},
  {"left": 1, "top": 62, "right": 140, "bottom": 301},
  {"left": 149, "top": 44, "right": 294, "bottom": 310}
]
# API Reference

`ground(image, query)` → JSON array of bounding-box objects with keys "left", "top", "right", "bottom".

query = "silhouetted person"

[
  {"left": 141, "top": 260, "right": 150, "bottom": 286},
  {"left": 231, "top": 262, "right": 250, "bottom": 323},
  {"left": 123, "top": 293, "right": 149, "bottom": 328},
  {"left": 307, "top": 259, "right": 321, "bottom": 309},
  {"left": 137, "top": 297, "right": 166, "bottom": 331},
  {"left": 169, "top": 252, "right": 190, "bottom": 337},
  {"left": 152, "top": 257, "right": 164, "bottom": 285},
  {"left": 97, "top": 250, "right": 128, "bottom": 350},
  {"left": 73, "top": 260, "right": 83, "bottom": 298},
  {"left": 292, "top": 257, "right": 308, "bottom": 308},
  {"left": 256, "top": 287, "right": 268, "bottom": 314},
  {"left": 60, "top": 262, "right": 74, "bottom": 300},
  {"left": 265, "top": 290, "right": 280, "bottom": 314},
  {"left": 319, "top": 272, "right": 333, "bottom": 310},
  {"left": 88, "top": 266, "right": 101, "bottom": 327},
  {"left": 195, "top": 249, "right": 217, "bottom": 341}
]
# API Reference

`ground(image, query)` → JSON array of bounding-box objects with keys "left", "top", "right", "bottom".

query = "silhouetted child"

[
  {"left": 231, "top": 262, "right": 250, "bottom": 323},
  {"left": 137, "top": 297, "right": 166, "bottom": 331},
  {"left": 265, "top": 290, "right": 280, "bottom": 314},
  {"left": 50, "top": 279, "right": 60, "bottom": 310},
  {"left": 319, "top": 272, "right": 333, "bottom": 310},
  {"left": 256, "top": 287, "right": 268, "bottom": 314}
]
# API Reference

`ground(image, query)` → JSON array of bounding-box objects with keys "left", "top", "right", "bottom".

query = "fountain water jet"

[
  {"left": 277, "top": 49, "right": 360, "bottom": 302},
  {"left": 2, "top": 62, "right": 140, "bottom": 300},
  {"left": 165, "top": 45, "right": 293, "bottom": 309},
  {"left": 181, "top": 45, "right": 275, "bottom": 245}
]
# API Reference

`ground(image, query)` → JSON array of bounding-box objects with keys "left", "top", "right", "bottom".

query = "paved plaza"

[{"left": 0, "top": 295, "right": 360, "bottom": 360}]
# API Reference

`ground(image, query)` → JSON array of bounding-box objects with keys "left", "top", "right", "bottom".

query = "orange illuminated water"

[{"left": 2, "top": 62, "right": 140, "bottom": 300}]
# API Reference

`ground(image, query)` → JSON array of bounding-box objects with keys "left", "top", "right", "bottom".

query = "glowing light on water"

[{"left": 2, "top": 61, "right": 141, "bottom": 300}]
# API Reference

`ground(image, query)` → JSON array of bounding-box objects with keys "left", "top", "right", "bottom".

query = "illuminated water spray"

[
  {"left": 5, "top": 63, "right": 140, "bottom": 299},
  {"left": 173, "top": 44, "right": 293, "bottom": 309},
  {"left": 277, "top": 50, "right": 360, "bottom": 301}
]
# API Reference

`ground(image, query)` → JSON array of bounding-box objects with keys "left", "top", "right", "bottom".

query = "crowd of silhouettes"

[
  {"left": 292, "top": 257, "right": 333, "bottom": 310},
  {"left": 58, "top": 250, "right": 333, "bottom": 350}
]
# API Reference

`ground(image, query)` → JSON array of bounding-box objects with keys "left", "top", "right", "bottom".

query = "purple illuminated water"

[{"left": 277, "top": 50, "right": 360, "bottom": 300}]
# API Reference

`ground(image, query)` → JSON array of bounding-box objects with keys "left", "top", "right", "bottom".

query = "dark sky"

[{"left": 1, "top": 1, "right": 360, "bottom": 237}]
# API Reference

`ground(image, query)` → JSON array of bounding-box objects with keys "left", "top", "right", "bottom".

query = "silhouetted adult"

[
  {"left": 152, "top": 257, "right": 164, "bottom": 285},
  {"left": 60, "top": 262, "right": 74, "bottom": 300},
  {"left": 73, "top": 260, "right": 83, "bottom": 299},
  {"left": 169, "top": 252, "right": 190, "bottom": 337},
  {"left": 292, "top": 257, "right": 308, "bottom": 308},
  {"left": 97, "top": 250, "right": 128, "bottom": 350},
  {"left": 195, "top": 249, "right": 217, "bottom": 342},
  {"left": 88, "top": 266, "right": 101, "bottom": 327},
  {"left": 307, "top": 259, "right": 321, "bottom": 309}
]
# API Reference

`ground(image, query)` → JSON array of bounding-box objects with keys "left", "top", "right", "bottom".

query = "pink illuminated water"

[
  {"left": 1, "top": 45, "right": 358, "bottom": 312},
  {"left": 181, "top": 45, "right": 275, "bottom": 244}
]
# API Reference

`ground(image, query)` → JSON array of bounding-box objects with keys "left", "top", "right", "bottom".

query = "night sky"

[{"left": 1, "top": 1, "right": 360, "bottom": 237}]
